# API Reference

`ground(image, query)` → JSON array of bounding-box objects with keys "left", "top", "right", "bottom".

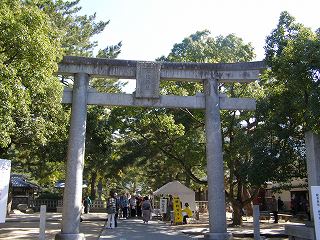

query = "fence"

[
  {"left": 31, "top": 199, "right": 60, "bottom": 212},
  {"left": 28, "top": 199, "right": 209, "bottom": 213},
  {"left": 196, "top": 201, "right": 208, "bottom": 213}
]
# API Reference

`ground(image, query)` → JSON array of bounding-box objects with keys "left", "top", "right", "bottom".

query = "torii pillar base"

[{"left": 55, "top": 233, "right": 85, "bottom": 240}]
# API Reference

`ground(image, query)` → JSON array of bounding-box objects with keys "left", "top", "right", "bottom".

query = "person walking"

[
  {"left": 142, "top": 196, "right": 152, "bottom": 224},
  {"left": 129, "top": 195, "right": 137, "bottom": 217},
  {"left": 106, "top": 191, "right": 117, "bottom": 229},
  {"left": 83, "top": 196, "right": 92, "bottom": 214},
  {"left": 120, "top": 193, "right": 129, "bottom": 219},
  {"left": 136, "top": 195, "right": 143, "bottom": 218},
  {"left": 270, "top": 195, "right": 278, "bottom": 223},
  {"left": 114, "top": 192, "right": 120, "bottom": 227},
  {"left": 167, "top": 195, "right": 174, "bottom": 224}
]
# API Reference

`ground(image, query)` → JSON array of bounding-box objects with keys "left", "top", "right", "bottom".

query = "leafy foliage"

[{"left": 0, "top": 0, "right": 113, "bottom": 187}]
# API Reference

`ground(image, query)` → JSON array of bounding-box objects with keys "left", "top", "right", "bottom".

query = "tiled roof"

[{"left": 10, "top": 174, "right": 39, "bottom": 189}]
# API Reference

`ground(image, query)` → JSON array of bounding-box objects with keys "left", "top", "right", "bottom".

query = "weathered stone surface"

[
  {"left": 62, "top": 89, "right": 256, "bottom": 110},
  {"left": 57, "top": 56, "right": 265, "bottom": 83},
  {"left": 253, "top": 205, "right": 261, "bottom": 239},
  {"left": 285, "top": 225, "right": 315, "bottom": 240},
  {"left": 305, "top": 132, "right": 320, "bottom": 222},
  {"left": 57, "top": 73, "right": 89, "bottom": 240},
  {"left": 135, "top": 61, "right": 161, "bottom": 98},
  {"left": 17, "top": 204, "right": 28, "bottom": 212},
  {"left": 305, "top": 132, "right": 320, "bottom": 187},
  {"left": 204, "top": 78, "right": 227, "bottom": 236},
  {"left": 55, "top": 233, "right": 85, "bottom": 240}
]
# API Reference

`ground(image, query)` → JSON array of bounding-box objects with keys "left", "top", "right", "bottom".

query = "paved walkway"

[
  {"left": 0, "top": 212, "right": 106, "bottom": 240},
  {"left": 1, "top": 212, "right": 303, "bottom": 239},
  {"left": 99, "top": 218, "right": 194, "bottom": 240}
]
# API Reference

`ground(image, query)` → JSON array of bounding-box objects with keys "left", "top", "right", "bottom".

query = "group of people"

[
  {"left": 105, "top": 191, "right": 153, "bottom": 229},
  {"left": 118, "top": 193, "right": 149, "bottom": 219},
  {"left": 81, "top": 192, "right": 193, "bottom": 227},
  {"left": 290, "top": 194, "right": 310, "bottom": 220}
]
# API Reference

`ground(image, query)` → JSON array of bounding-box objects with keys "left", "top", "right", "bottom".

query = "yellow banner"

[{"left": 173, "top": 196, "right": 182, "bottom": 224}]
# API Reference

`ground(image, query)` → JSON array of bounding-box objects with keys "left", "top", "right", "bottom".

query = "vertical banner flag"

[
  {"left": 0, "top": 159, "right": 11, "bottom": 223},
  {"left": 160, "top": 198, "right": 167, "bottom": 214},
  {"left": 311, "top": 186, "right": 320, "bottom": 240},
  {"left": 173, "top": 196, "right": 182, "bottom": 224}
]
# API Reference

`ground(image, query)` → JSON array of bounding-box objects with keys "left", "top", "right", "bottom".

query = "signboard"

[
  {"left": 311, "top": 186, "right": 320, "bottom": 240},
  {"left": 173, "top": 196, "right": 182, "bottom": 224},
  {"left": 160, "top": 198, "right": 167, "bottom": 214},
  {"left": 0, "top": 159, "right": 11, "bottom": 223},
  {"left": 135, "top": 61, "right": 161, "bottom": 99}
]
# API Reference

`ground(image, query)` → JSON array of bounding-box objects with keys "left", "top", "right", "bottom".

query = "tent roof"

[{"left": 153, "top": 181, "right": 194, "bottom": 195}]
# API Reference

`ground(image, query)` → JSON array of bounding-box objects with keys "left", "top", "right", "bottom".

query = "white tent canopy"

[{"left": 153, "top": 181, "right": 196, "bottom": 211}]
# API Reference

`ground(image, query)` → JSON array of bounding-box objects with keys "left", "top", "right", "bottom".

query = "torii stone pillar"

[
  {"left": 305, "top": 131, "right": 320, "bottom": 222},
  {"left": 204, "top": 78, "right": 229, "bottom": 239},
  {"left": 55, "top": 73, "right": 89, "bottom": 240}
]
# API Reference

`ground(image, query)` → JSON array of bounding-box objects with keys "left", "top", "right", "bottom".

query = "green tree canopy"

[
  {"left": 251, "top": 11, "right": 320, "bottom": 186},
  {"left": 0, "top": 0, "right": 116, "bottom": 186}
]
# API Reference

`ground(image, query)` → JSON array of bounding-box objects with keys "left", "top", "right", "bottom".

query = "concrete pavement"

[
  {"left": 99, "top": 218, "right": 195, "bottom": 240},
  {"left": 1, "top": 211, "right": 302, "bottom": 239},
  {"left": 0, "top": 212, "right": 106, "bottom": 240}
]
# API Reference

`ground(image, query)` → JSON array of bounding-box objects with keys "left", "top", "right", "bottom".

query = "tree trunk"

[
  {"left": 242, "top": 187, "right": 253, "bottom": 216},
  {"left": 185, "top": 174, "right": 191, "bottom": 187},
  {"left": 232, "top": 203, "right": 243, "bottom": 226},
  {"left": 90, "top": 171, "right": 97, "bottom": 200}
]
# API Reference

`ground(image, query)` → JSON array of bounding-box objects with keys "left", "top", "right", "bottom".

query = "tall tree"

[
  {"left": 264, "top": 11, "right": 320, "bottom": 134},
  {"left": 0, "top": 0, "right": 117, "bottom": 186},
  {"left": 253, "top": 11, "right": 320, "bottom": 186},
  {"left": 0, "top": 0, "right": 66, "bottom": 167}
]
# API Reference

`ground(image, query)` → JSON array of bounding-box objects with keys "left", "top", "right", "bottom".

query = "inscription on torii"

[{"left": 135, "top": 61, "right": 161, "bottom": 98}]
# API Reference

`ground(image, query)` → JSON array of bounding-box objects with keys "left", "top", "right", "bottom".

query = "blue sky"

[
  {"left": 79, "top": 0, "right": 319, "bottom": 61},
  {"left": 78, "top": 0, "right": 319, "bottom": 92}
]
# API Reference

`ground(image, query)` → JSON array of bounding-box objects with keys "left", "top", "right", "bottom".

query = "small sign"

[
  {"left": 135, "top": 61, "right": 161, "bottom": 98},
  {"left": 173, "top": 196, "right": 182, "bottom": 224},
  {"left": 311, "top": 186, "right": 320, "bottom": 240},
  {"left": 160, "top": 198, "right": 167, "bottom": 214},
  {"left": 0, "top": 159, "right": 11, "bottom": 223}
]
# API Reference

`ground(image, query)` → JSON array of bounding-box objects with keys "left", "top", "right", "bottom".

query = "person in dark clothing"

[
  {"left": 83, "top": 196, "right": 92, "bottom": 214},
  {"left": 277, "top": 196, "right": 284, "bottom": 211},
  {"left": 167, "top": 195, "right": 174, "bottom": 224},
  {"left": 114, "top": 193, "right": 120, "bottom": 227},
  {"left": 270, "top": 195, "right": 278, "bottom": 223},
  {"left": 120, "top": 193, "right": 129, "bottom": 219},
  {"left": 136, "top": 196, "right": 142, "bottom": 217},
  {"left": 129, "top": 195, "right": 137, "bottom": 217}
]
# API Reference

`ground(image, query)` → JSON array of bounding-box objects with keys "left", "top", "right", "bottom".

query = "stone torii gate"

[{"left": 55, "top": 56, "right": 265, "bottom": 240}]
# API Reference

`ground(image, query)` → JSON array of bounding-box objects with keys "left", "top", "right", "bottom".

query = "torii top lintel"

[{"left": 57, "top": 56, "right": 266, "bottom": 83}]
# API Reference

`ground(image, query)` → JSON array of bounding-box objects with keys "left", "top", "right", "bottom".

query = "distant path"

[{"left": 98, "top": 218, "right": 196, "bottom": 240}]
